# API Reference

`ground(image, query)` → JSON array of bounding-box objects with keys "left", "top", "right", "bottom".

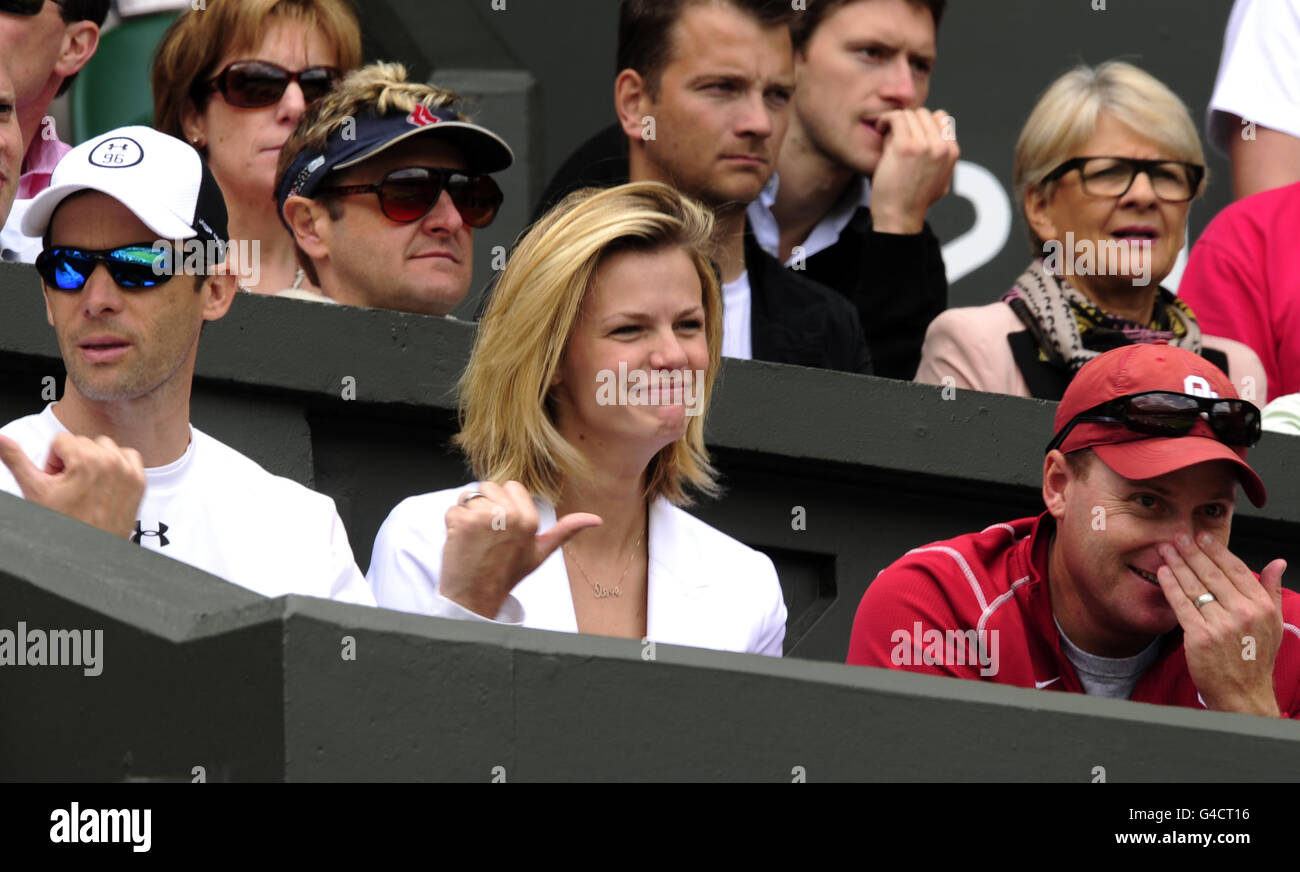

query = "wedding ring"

[
  {"left": 1194, "top": 592, "right": 1216, "bottom": 609},
  {"left": 459, "top": 490, "right": 488, "bottom": 507}
]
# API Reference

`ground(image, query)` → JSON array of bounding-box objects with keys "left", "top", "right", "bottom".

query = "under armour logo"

[
  {"left": 1183, "top": 375, "right": 1218, "bottom": 398},
  {"left": 407, "top": 105, "right": 440, "bottom": 128},
  {"left": 132, "top": 521, "right": 170, "bottom": 547},
  {"left": 88, "top": 136, "right": 143, "bottom": 168}
]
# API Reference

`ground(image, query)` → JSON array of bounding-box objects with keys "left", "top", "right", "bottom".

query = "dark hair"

[
  {"left": 54, "top": 0, "right": 111, "bottom": 98},
  {"left": 618, "top": 0, "right": 796, "bottom": 94},
  {"left": 59, "top": 0, "right": 110, "bottom": 25},
  {"left": 1064, "top": 447, "right": 1094, "bottom": 479},
  {"left": 791, "top": 0, "right": 945, "bottom": 53}
]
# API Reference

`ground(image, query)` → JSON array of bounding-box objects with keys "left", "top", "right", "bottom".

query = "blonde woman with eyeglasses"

[{"left": 916, "top": 61, "right": 1265, "bottom": 401}]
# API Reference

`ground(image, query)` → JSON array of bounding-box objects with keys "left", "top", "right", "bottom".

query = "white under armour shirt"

[{"left": 0, "top": 404, "right": 375, "bottom": 606}]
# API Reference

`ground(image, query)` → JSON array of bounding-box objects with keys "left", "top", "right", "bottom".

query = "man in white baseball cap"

[{"left": 0, "top": 125, "right": 375, "bottom": 606}]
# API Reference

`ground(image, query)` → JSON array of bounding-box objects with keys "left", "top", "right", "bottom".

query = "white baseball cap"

[{"left": 23, "top": 125, "right": 229, "bottom": 247}]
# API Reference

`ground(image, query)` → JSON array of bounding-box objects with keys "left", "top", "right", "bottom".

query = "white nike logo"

[{"left": 1035, "top": 677, "right": 1061, "bottom": 688}]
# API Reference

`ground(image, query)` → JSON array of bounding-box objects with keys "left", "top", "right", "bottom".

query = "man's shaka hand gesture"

[{"left": 0, "top": 432, "right": 146, "bottom": 539}]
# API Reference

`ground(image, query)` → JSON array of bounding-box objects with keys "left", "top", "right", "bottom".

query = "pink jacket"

[{"left": 915, "top": 301, "right": 1268, "bottom": 402}]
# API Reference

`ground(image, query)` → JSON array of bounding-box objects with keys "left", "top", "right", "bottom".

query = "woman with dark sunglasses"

[
  {"left": 915, "top": 61, "right": 1266, "bottom": 401},
  {"left": 152, "top": 0, "right": 360, "bottom": 295}
]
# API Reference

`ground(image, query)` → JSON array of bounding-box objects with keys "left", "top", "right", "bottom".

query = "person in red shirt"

[
  {"left": 848, "top": 343, "right": 1300, "bottom": 718},
  {"left": 1176, "top": 181, "right": 1300, "bottom": 404}
]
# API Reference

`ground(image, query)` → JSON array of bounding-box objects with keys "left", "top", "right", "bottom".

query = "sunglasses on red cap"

[
  {"left": 208, "top": 61, "right": 341, "bottom": 109},
  {"left": 1046, "top": 390, "right": 1262, "bottom": 454},
  {"left": 315, "top": 166, "right": 503, "bottom": 228}
]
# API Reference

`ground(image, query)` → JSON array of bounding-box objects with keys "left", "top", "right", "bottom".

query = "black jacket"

[
  {"left": 799, "top": 206, "right": 948, "bottom": 381},
  {"left": 744, "top": 232, "right": 871, "bottom": 373},
  {"left": 500, "top": 123, "right": 872, "bottom": 374}
]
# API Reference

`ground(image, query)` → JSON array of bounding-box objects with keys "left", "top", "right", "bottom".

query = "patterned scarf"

[{"left": 1001, "top": 260, "right": 1202, "bottom": 373}]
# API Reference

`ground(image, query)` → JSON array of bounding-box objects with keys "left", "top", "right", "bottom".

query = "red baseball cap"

[{"left": 1052, "top": 343, "right": 1266, "bottom": 507}]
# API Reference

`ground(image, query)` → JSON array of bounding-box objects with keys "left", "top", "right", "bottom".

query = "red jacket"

[{"left": 847, "top": 513, "right": 1300, "bottom": 717}]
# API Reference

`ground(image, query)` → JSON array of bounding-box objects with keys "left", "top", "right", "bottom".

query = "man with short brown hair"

[
  {"left": 748, "top": 0, "right": 954, "bottom": 379},
  {"left": 532, "top": 0, "right": 870, "bottom": 374}
]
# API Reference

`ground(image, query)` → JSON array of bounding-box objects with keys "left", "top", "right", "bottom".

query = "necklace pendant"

[{"left": 592, "top": 583, "right": 622, "bottom": 599}]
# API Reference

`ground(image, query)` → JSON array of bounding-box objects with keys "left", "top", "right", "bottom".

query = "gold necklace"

[{"left": 566, "top": 527, "right": 645, "bottom": 599}]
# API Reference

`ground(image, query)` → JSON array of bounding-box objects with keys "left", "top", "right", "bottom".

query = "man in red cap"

[{"left": 848, "top": 343, "right": 1300, "bottom": 717}]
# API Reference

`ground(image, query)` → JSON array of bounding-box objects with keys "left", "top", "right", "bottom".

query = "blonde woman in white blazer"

[{"left": 368, "top": 183, "right": 787, "bottom": 656}]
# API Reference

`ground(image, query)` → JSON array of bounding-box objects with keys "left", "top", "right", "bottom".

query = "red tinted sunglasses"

[
  {"left": 209, "top": 60, "right": 341, "bottom": 108},
  {"left": 316, "top": 166, "right": 503, "bottom": 228}
]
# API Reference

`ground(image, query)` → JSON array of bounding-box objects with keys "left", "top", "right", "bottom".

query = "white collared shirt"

[{"left": 747, "top": 172, "right": 872, "bottom": 267}]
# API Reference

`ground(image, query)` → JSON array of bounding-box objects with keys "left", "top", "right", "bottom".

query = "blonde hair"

[
  {"left": 1014, "top": 60, "right": 1207, "bottom": 250},
  {"left": 455, "top": 182, "right": 723, "bottom": 507},
  {"left": 152, "top": 0, "right": 362, "bottom": 139},
  {"left": 276, "top": 62, "right": 464, "bottom": 189}
]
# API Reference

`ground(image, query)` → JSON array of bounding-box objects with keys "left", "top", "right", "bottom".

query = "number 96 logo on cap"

[{"left": 88, "top": 137, "right": 144, "bottom": 169}]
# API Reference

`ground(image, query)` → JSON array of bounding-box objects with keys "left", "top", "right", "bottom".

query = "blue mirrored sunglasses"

[{"left": 35, "top": 245, "right": 176, "bottom": 291}]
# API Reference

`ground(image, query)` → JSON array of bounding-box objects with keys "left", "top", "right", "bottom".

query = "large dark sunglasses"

[
  {"left": 0, "top": 0, "right": 59, "bottom": 16},
  {"left": 1046, "top": 390, "right": 1261, "bottom": 454},
  {"left": 1042, "top": 156, "right": 1206, "bottom": 203},
  {"left": 35, "top": 245, "right": 175, "bottom": 291},
  {"left": 209, "top": 61, "right": 341, "bottom": 109},
  {"left": 316, "top": 166, "right": 503, "bottom": 228}
]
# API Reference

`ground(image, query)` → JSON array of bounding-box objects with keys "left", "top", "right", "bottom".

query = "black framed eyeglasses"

[
  {"left": 209, "top": 61, "right": 341, "bottom": 109},
  {"left": 0, "top": 0, "right": 58, "bottom": 14},
  {"left": 1042, "top": 156, "right": 1206, "bottom": 202},
  {"left": 1046, "top": 390, "right": 1261, "bottom": 454},
  {"left": 316, "top": 166, "right": 503, "bottom": 228},
  {"left": 35, "top": 245, "right": 175, "bottom": 291}
]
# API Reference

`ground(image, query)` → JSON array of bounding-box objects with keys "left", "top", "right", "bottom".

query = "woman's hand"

[{"left": 439, "top": 480, "right": 602, "bottom": 618}]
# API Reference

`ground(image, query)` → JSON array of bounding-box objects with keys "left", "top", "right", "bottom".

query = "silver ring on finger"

[
  {"left": 459, "top": 490, "right": 489, "bottom": 508},
  {"left": 1194, "top": 592, "right": 1216, "bottom": 609}
]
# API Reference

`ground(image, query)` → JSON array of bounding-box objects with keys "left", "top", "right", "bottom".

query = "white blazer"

[{"left": 367, "top": 485, "right": 787, "bottom": 656}]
